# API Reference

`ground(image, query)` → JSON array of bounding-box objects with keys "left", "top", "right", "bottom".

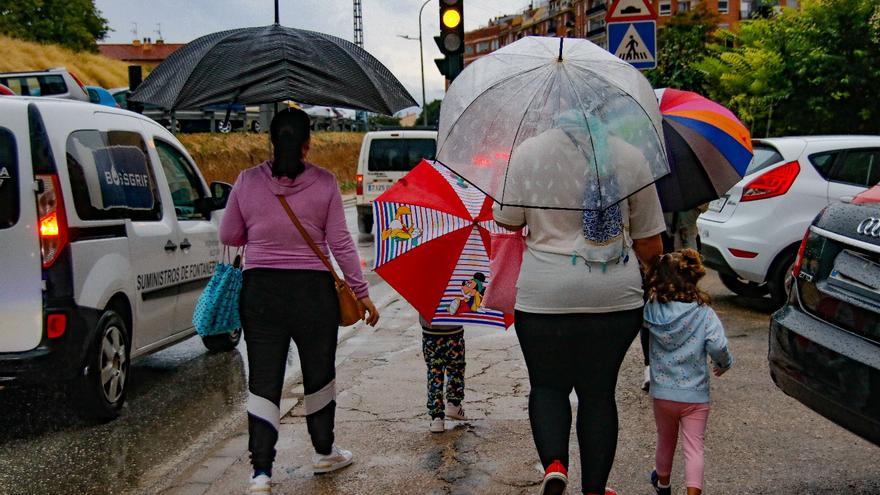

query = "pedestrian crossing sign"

[{"left": 607, "top": 21, "right": 657, "bottom": 70}]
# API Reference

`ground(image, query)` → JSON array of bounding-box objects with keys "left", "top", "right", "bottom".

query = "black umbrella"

[{"left": 130, "top": 23, "right": 416, "bottom": 115}]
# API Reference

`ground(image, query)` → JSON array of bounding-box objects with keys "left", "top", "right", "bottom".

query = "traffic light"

[{"left": 435, "top": 0, "right": 464, "bottom": 82}]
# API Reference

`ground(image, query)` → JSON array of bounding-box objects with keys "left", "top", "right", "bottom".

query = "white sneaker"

[
  {"left": 312, "top": 445, "right": 354, "bottom": 474},
  {"left": 248, "top": 474, "right": 271, "bottom": 493},
  {"left": 642, "top": 366, "right": 651, "bottom": 392},
  {"left": 430, "top": 417, "right": 445, "bottom": 433},
  {"left": 445, "top": 403, "right": 467, "bottom": 421}
]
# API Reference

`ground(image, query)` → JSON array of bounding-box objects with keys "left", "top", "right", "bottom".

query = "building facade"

[
  {"left": 98, "top": 38, "right": 184, "bottom": 69},
  {"left": 464, "top": 0, "right": 793, "bottom": 65}
]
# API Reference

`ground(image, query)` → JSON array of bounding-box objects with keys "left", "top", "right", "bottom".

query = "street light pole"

[
  {"left": 400, "top": 0, "right": 432, "bottom": 126},
  {"left": 418, "top": 0, "right": 430, "bottom": 127}
]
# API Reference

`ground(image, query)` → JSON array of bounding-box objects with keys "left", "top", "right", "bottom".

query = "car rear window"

[
  {"left": 0, "top": 75, "right": 67, "bottom": 97},
  {"left": 368, "top": 138, "right": 436, "bottom": 172},
  {"left": 87, "top": 88, "right": 100, "bottom": 104},
  {"left": 746, "top": 144, "right": 784, "bottom": 175},
  {"left": 66, "top": 130, "right": 162, "bottom": 221},
  {"left": 0, "top": 127, "right": 19, "bottom": 229}
]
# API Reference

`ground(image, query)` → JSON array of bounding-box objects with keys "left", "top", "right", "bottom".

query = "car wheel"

[
  {"left": 78, "top": 311, "right": 130, "bottom": 421},
  {"left": 718, "top": 272, "right": 769, "bottom": 298},
  {"left": 357, "top": 211, "right": 373, "bottom": 235},
  {"left": 217, "top": 121, "right": 232, "bottom": 133},
  {"left": 769, "top": 251, "right": 797, "bottom": 308},
  {"left": 251, "top": 120, "right": 262, "bottom": 133},
  {"left": 201, "top": 328, "right": 242, "bottom": 353}
]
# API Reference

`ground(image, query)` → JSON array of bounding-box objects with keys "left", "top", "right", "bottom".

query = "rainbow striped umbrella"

[
  {"left": 654, "top": 88, "right": 753, "bottom": 212},
  {"left": 372, "top": 160, "right": 511, "bottom": 330}
]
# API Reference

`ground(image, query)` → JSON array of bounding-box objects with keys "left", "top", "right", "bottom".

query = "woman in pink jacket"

[{"left": 219, "top": 109, "right": 379, "bottom": 494}]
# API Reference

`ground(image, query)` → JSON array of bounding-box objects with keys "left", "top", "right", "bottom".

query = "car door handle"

[
  {"left": 180, "top": 238, "right": 192, "bottom": 251},
  {"left": 164, "top": 240, "right": 178, "bottom": 252}
]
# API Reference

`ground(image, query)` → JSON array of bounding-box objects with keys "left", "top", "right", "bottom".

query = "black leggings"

[
  {"left": 515, "top": 309, "right": 642, "bottom": 494},
  {"left": 240, "top": 269, "right": 340, "bottom": 474}
]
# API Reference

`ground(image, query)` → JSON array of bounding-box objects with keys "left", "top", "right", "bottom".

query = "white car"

[
  {"left": 699, "top": 136, "right": 880, "bottom": 305},
  {"left": 355, "top": 129, "right": 437, "bottom": 234},
  {"left": 0, "top": 68, "right": 90, "bottom": 102},
  {"left": 0, "top": 97, "right": 237, "bottom": 419}
]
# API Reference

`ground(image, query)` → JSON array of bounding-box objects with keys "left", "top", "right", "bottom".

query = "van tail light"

[
  {"left": 356, "top": 174, "right": 364, "bottom": 196},
  {"left": 792, "top": 228, "right": 811, "bottom": 279},
  {"left": 46, "top": 313, "right": 67, "bottom": 339},
  {"left": 35, "top": 174, "right": 68, "bottom": 268},
  {"left": 741, "top": 161, "right": 800, "bottom": 202}
]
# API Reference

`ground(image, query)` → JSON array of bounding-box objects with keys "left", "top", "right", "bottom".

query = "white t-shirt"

[{"left": 493, "top": 130, "right": 665, "bottom": 314}]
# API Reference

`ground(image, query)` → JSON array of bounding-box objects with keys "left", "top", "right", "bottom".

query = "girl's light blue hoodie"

[{"left": 644, "top": 300, "right": 733, "bottom": 404}]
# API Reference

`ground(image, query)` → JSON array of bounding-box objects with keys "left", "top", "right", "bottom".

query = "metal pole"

[
  {"left": 419, "top": 0, "right": 431, "bottom": 127},
  {"left": 274, "top": 0, "right": 279, "bottom": 24}
]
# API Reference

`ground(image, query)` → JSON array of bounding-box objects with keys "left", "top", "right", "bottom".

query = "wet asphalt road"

[{"left": 0, "top": 205, "right": 376, "bottom": 495}]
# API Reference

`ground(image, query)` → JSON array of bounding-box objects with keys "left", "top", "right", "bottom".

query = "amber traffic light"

[{"left": 435, "top": 0, "right": 464, "bottom": 82}]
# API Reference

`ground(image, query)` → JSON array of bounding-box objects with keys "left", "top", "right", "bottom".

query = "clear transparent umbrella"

[{"left": 437, "top": 36, "right": 668, "bottom": 211}]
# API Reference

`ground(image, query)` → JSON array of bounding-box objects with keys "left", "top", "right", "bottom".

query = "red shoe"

[
  {"left": 585, "top": 488, "right": 617, "bottom": 495},
  {"left": 539, "top": 460, "right": 568, "bottom": 495}
]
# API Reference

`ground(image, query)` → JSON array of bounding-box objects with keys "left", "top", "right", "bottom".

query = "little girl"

[{"left": 643, "top": 249, "right": 733, "bottom": 495}]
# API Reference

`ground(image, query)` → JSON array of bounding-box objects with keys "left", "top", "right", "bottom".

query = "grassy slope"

[
  {"left": 177, "top": 132, "right": 365, "bottom": 192},
  {"left": 0, "top": 35, "right": 130, "bottom": 88}
]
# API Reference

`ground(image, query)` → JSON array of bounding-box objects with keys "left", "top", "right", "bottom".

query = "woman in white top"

[{"left": 494, "top": 128, "right": 664, "bottom": 495}]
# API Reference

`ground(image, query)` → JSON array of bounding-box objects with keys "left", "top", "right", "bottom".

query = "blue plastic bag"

[{"left": 192, "top": 250, "right": 242, "bottom": 337}]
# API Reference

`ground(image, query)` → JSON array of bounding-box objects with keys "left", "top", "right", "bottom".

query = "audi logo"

[{"left": 856, "top": 217, "right": 880, "bottom": 237}]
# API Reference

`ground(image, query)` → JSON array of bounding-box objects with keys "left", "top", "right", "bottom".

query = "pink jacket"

[{"left": 219, "top": 161, "right": 369, "bottom": 298}]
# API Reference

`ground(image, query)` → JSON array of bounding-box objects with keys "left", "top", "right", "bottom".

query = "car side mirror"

[{"left": 210, "top": 181, "right": 233, "bottom": 210}]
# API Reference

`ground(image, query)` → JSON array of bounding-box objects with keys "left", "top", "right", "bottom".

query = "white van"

[
  {"left": 355, "top": 130, "right": 437, "bottom": 234},
  {"left": 0, "top": 97, "right": 238, "bottom": 419}
]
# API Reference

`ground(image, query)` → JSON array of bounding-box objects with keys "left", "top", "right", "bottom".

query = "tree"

[
  {"left": 646, "top": 4, "right": 721, "bottom": 92},
  {"left": 418, "top": 99, "right": 442, "bottom": 127},
  {"left": 696, "top": 0, "right": 880, "bottom": 136},
  {"left": 0, "top": 0, "right": 110, "bottom": 52}
]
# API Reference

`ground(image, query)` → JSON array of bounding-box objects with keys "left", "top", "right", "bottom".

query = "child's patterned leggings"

[{"left": 422, "top": 333, "right": 465, "bottom": 419}]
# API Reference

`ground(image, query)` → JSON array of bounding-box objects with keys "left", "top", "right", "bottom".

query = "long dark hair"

[
  {"left": 269, "top": 108, "right": 311, "bottom": 179},
  {"left": 645, "top": 248, "right": 711, "bottom": 305}
]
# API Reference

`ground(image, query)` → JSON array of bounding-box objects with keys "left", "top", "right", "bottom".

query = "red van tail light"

[
  {"left": 792, "top": 228, "right": 811, "bottom": 279},
  {"left": 356, "top": 174, "right": 364, "bottom": 196},
  {"left": 35, "top": 174, "right": 68, "bottom": 268},
  {"left": 46, "top": 313, "right": 67, "bottom": 339},
  {"left": 741, "top": 161, "right": 800, "bottom": 202}
]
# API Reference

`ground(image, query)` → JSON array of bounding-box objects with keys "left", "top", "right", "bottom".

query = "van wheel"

[
  {"left": 201, "top": 328, "right": 242, "bottom": 353},
  {"left": 250, "top": 120, "right": 262, "bottom": 133},
  {"left": 78, "top": 311, "right": 129, "bottom": 421},
  {"left": 718, "top": 273, "right": 769, "bottom": 298},
  {"left": 769, "top": 251, "right": 797, "bottom": 308}
]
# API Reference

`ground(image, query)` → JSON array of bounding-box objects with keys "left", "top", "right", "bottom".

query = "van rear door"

[{"left": 0, "top": 103, "right": 43, "bottom": 352}]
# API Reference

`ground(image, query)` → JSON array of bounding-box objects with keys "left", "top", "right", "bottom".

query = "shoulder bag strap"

[{"left": 274, "top": 194, "right": 346, "bottom": 286}]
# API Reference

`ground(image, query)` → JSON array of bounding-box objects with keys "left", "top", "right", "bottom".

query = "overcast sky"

[{"left": 94, "top": 0, "right": 526, "bottom": 114}]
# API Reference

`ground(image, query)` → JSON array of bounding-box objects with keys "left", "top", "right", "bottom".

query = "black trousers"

[
  {"left": 240, "top": 269, "right": 340, "bottom": 474},
  {"left": 515, "top": 309, "right": 642, "bottom": 494}
]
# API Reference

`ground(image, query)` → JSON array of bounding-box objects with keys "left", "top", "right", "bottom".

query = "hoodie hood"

[
  {"left": 258, "top": 160, "right": 321, "bottom": 196},
  {"left": 644, "top": 300, "right": 703, "bottom": 346}
]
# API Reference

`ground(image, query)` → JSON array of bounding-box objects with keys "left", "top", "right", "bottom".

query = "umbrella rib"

[
  {"left": 499, "top": 67, "right": 559, "bottom": 207},
  {"left": 560, "top": 64, "right": 603, "bottom": 209}
]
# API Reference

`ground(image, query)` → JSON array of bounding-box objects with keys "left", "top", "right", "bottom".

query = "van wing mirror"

[{"left": 210, "top": 181, "right": 233, "bottom": 210}]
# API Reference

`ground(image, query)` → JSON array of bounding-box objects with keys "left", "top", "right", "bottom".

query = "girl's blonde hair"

[{"left": 645, "top": 248, "right": 710, "bottom": 305}]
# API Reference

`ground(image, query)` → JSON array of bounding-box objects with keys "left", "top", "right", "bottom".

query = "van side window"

[
  {"left": 0, "top": 128, "right": 19, "bottom": 229},
  {"left": 154, "top": 140, "right": 208, "bottom": 221},
  {"left": 66, "top": 130, "right": 162, "bottom": 221}
]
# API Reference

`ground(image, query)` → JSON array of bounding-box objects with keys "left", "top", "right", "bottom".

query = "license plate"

[
  {"left": 367, "top": 183, "right": 389, "bottom": 193},
  {"left": 708, "top": 197, "right": 728, "bottom": 212}
]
